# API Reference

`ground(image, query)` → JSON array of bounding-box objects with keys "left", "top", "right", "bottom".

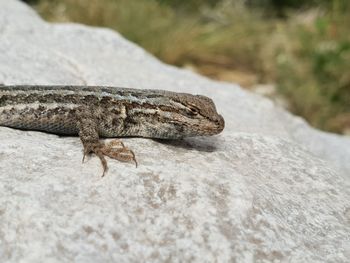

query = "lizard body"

[{"left": 0, "top": 85, "right": 224, "bottom": 175}]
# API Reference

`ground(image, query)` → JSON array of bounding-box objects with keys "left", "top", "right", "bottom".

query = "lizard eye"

[{"left": 188, "top": 107, "right": 199, "bottom": 115}]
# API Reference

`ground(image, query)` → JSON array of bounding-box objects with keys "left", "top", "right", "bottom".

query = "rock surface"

[{"left": 0, "top": 1, "right": 349, "bottom": 262}]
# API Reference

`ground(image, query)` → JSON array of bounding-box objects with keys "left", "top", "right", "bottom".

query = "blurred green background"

[{"left": 25, "top": 0, "right": 350, "bottom": 134}]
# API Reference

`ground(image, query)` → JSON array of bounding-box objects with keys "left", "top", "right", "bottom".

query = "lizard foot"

[
  {"left": 82, "top": 140, "right": 137, "bottom": 177},
  {"left": 101, "top": 140, "right": 138, "bottom": 168}
]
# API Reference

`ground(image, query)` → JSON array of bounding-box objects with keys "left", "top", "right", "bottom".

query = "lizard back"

[{"left": 0, "top": 85, "right": 224, "bottom": 138}]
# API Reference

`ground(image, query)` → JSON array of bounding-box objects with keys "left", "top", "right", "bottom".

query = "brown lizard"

[{"left": 0, "top": 85, "right": 225, "bottom": 175}]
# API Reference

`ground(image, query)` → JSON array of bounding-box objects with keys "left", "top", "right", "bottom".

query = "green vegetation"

[
  {"left": 276, "top": 9, "right": 350, "bottom": 132},
  {"left": 31, "top": 0, "right": 350, "bottom": 134}
]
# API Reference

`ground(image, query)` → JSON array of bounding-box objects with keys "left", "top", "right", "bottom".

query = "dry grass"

[{"left": 33, "top": 0, "right": 350, "bottom": 134}]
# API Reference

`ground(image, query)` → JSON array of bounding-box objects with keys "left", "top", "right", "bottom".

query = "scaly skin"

[{"left": 0, "top": 85, "right": 225, "bottom": 175}]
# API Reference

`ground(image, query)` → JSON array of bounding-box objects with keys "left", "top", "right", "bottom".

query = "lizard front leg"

[{"left": 76, "top": 107, "right": 137, "bottom": 176}]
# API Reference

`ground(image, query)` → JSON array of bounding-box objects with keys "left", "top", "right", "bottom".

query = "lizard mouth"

[
  {"left": 211, "top": 114, "right": 225, "bottom": 134},
  {"left": 199, "top": 114, "right": 225, "bottom": 136}
]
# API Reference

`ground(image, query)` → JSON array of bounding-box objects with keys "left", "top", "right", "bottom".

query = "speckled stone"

[{"left": 0, "top": 1, "right": 349, "bottom": 262}]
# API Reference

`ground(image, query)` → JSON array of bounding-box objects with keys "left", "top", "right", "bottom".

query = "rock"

[{"left": 0, "top": 1, "right": 349, "bottom": 262}]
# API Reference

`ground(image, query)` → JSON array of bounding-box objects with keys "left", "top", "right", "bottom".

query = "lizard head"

[
  {"left": 128, "top": 92, "right": 225, "bottom": 139},
  {"left": 170, "top": 94, "right": 225, "bottom": 138}
]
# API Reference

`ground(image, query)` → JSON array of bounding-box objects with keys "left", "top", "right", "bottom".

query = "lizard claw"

[
  {"left": 81, "top": 140, "right": 137, "bottom": 177},
  {"left": 82, "top": 150, "right": 88, "bottom": 163},
  {"left": 102, "top": 140, "right": 138, "bottom": 168}
]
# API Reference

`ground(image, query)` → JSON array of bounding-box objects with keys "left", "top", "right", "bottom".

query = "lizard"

[{"left": 0, "top": 85, "right": 225, "bottom": 176}]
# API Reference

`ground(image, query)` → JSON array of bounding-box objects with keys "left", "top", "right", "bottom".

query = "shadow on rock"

[{"left": 152, "top": 137, "right": 222, "bottom": 152}]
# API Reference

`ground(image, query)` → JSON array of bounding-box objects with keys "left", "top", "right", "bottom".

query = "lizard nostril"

[{"left": 216, "top": 115, "right": 225, "bottom": 132}]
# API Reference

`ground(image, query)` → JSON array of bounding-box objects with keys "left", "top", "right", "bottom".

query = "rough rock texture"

[{"left": 0, "top": 1, "right": 350, "bottom": 262}]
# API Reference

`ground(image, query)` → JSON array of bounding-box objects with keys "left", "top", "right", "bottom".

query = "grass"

[
  {"left": 32, "top": 0, "right": 350, "bottom": 134},
  {"left": 275, "top": 8, "right": 350, "bottom": 132}
]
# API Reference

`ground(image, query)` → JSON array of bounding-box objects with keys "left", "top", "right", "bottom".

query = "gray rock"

[{"left": 0, "top": 1, "right": 349, "bottom": 262}]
